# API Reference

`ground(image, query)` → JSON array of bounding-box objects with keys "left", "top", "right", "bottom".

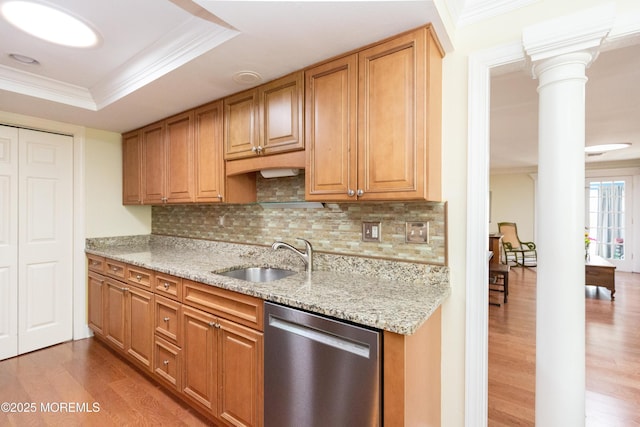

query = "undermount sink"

[{"left": 215, "top": 267, "right": 296, "bottom": 283}]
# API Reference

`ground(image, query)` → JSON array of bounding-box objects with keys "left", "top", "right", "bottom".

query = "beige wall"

[
  {"left": 84, "top": 128, "right": 151, "bottom": 237},
  {"left": 489, "top": 173, "right": 536, "bottom": 241}
]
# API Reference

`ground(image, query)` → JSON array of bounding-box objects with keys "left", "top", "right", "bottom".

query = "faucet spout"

[{"left": 271, "top": 238, "right": 313, "bottom": 272}]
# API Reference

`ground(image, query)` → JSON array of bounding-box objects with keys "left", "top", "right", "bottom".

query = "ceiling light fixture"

[
  {"left": 9, "top": 53, "right": 39, "bottom": 65},
  {"left": 232, "top": 71, "right": 262, "bottom": 85},
  {"left": 584, "top": 143, "right": 632, "bottom": 154},
  {"left": 1, "top": 1, "right": 99, "bottom": 48}
]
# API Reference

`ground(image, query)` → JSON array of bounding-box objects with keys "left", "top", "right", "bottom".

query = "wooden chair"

[
  {"left": 489, "top": 263, "right": 510, "bottom": 305},
  {"left": 498, "top": 222, "right": 537, "bottom": 267}
]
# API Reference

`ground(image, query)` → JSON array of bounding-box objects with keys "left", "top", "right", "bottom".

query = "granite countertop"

[{"left": 86, "top": 235, "right": 450, "bottom": 335}]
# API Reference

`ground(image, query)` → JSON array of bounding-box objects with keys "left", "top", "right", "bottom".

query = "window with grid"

[{"left": 587, "top": 180, "right": 625, "bottom": 260}]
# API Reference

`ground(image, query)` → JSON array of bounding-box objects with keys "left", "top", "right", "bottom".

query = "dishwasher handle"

[{"left": 268, "top": 314, "right": 372, "bottom": 358}]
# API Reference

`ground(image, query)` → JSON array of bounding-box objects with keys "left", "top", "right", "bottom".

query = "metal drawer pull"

[
  {"left": 136, "top": 274, "right": 142, "bottom": 281},
  {"left": 163, "top": 360, "right": 169, "bottom": 366},
  {"left": 208, "top": 321, "right": 220, "bottom": 328},
  {"left": 163, "top": 282, "right": 170, "bottom": 290},
  {"left": 163, "top": 317, "right": 170, "bottom": 322}
]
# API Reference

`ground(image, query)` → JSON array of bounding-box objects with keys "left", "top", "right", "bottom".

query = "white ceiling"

[
  {"left": 0, "top": 0, "right": 638, "bottom": 171},
  {"left": 490, "top": 43, "right": 640, "bottom": 171}
]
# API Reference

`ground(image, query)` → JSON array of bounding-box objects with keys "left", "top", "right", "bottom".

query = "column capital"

[{"left": 523, "top": 3, "right": 615, "bottom": 65}]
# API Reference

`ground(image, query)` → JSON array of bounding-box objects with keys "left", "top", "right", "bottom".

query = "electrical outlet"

[
  {"left": 362, "top": 222, "right": 381, "bottom": 242},
  {"left": 406, "top": 221, "right": 430, "bottom": 244}
]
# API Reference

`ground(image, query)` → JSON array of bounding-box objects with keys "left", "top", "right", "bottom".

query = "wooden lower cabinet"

[
  {"left": 104, "top": 277, "right": 127, "bottom": 352},
  {"left": 154, "top": 336, "right": 182, "bottom": 392},
  {"left": 88, "top": 257, "right": 264, "bottom": 427},
  {"left": 101, "top": 273, "right": 154, "bottom": 372},
  {"left": 182, "top": 305, "right": 218, "bottom": 413},
  {"left": 87, "top": 271, "right": 106, "bottom": 337},
  {"left": 218, "top": 318, "right": 263, "bottom": 427},
  {"left": 126, "top": 285, "right": 154, "bottom": 371}
]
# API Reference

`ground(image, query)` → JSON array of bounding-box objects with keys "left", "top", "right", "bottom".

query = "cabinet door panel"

[
  {"left": 87, "top": 271, "right": 105, "bottom": 336},
  {"left": 260, "top": 71, "right": 304, "bottom": 154},
  {"left": 154, "top": 336, "right": 182, "bottom": 392},
  {"left": 155, "top": 294, "right": 181, "bottom": 346},
  {"left": 165, "top": 111, "right": 194, "bottom": 203},
  {"left": 126, "top": 286, "right": 154, "bottom": 372},
  {"left": 218, "top": 319, "right": 263, "bottom": 427},
  {"left": 104, "top": 278, "right": 126, "bottom": 351},
  {"left": 224, "top": 90, "right": 258, "bottom": 160},
  {"left": 142, "top": 122, "right": 165, "bottom": 204},
  {"left": 182, "top": 305, "right": 217, "bottom": 414},
  {"left": 194, "top": 101, "right": 224, "bottom": 202},
  {"left": 358, "top": 29, "right": 426, "bottom": 200},
  {"left": 305, "top": 55, "right": 357, "bottom": 201}
]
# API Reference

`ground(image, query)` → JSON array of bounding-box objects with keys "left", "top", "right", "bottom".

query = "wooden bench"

[{"left": 586, "top": 255, "right": 616, "bottom": 300}]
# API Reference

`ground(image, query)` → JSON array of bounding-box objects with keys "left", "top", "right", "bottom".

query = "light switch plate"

[
  {"left": 362, "top": 221, "right": 381, "bottom": 242},
  {"left": 406, "top": 221, "right": 430, "bottom": 244}
]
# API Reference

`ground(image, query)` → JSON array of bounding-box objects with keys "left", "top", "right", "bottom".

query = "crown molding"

[
  {"left": 0, "top": 17, "right": 238, "bottom": 112},
  {"left": 449, "top": 0, "right": 538, "bottom": 28},
  {"left": 523, "top": 3, "right": 615, "bottom": 63},
  {"left": 91, "top": 17, "right": 238, "bottom": 109},
  {"left": 0, "top": 64, "right": 96, "bottom": 110}
]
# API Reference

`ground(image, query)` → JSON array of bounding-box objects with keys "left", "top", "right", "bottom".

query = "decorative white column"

[{"left": 523, "top": 5, "right": 614, "bottom": 426}]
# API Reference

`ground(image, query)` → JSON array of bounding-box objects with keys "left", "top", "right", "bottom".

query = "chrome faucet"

[{"left": 272, "top": 238, "right": 313, "bottom": 272}]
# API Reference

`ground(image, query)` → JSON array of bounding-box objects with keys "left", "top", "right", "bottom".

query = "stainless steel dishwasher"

[{"left": 264, "top": 302, "right": 381, "bottom": 427}]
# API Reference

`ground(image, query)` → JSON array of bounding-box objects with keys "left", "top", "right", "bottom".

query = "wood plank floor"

[
  {"left": 0, "top": 338, "right": 214, "bottom": 426},
  {"left": 489, "top": 267, "right": 640, "bottom": 426}
]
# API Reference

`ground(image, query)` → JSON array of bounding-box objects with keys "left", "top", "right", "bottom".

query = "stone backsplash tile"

[{"left": 152, "top": 173, "right": 447, "bottom": 264}]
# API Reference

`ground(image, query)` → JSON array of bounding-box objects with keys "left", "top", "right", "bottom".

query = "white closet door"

[
  {"left": 0, "top": 126, "right": 18, "bottom": 360},
  {"left": 17, "top": 128, "right": 73, "bottom": 354}
]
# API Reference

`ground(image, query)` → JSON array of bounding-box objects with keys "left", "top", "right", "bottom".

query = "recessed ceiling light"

[
  {"left": 1, "top": 1, "right": 99, "bottom": 48},
  {"left": 9, "top": 53, "right": 39, "bottom": 65},
  {"left": 584, "top": 143, "right": 632, "bottom": 154},
  {"left": 233, "top": 71, "right": 262, "bottom": 85}
]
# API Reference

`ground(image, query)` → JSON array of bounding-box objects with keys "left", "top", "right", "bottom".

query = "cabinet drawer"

[
  {"left": 105, "top": 259, "right": 126, "bottom": 280},
  {"left": 154, "top": 336, "right": 182, "bottom": 392},
  {"left": 126, "top": 265, "right": 154, "bottom": 290},
  {"left": 183, "top": 280, "right": 263, "bottom": 331},
  {"left": 87, "top": 254, "right": 105, "bottom": 273},
  {"left": 155, "top": 273, "right": 183, "bottom": 301},
  {"left": 155, "top": 295, "right": 182, "bottom": 346}
]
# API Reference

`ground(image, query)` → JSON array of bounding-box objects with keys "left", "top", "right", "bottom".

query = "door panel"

[
  {"left": 0, "top": 126, "right": 18, "bottom": 360},
  {"left": 18, "top": 128, "right": 73, "bottom": 355}
]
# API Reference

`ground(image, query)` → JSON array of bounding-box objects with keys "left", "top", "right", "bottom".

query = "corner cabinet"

[
  {"left": 224, "top": 71, "right": 304, "bottom": 160},
  {"left": 306, "top": 26, "right": 443, "bottom": 202}
]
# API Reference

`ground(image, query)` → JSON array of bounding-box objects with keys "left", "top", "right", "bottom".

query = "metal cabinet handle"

[
  {"left": 119, "top": 287, "right": 129, "bottom": 292},
  {"left": 356, "top": 189, "right": 364, "bottom": 197},
  {"left": 208, "top": 321, "right": 220, "bottom": 328},
  {"left": 347, "top": 189, "right": 355, "bottom": 197},
  {"left": 112, "top": 267, "right": 119, "bottom": 272},
  {"left": 217, "top": 194, "right": 223, "bottom": 200},
  {"left": 163, "top": 360, "right": 169, "bottom": 366},
  {"left": 251, "top": 146, "right": 258, "bottom": 153},
  {"left": 135, "top": 274, "right": 142, "bottom": 281},
  {"left": 163, "top": 317, "right": 170, "bottom": 322},
  {"left": 163, "top": 282, "right": 170, "bottom": 290}
]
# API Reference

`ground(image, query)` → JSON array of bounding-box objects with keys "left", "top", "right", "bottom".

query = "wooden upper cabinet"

[
  {"left": 224, "top": 89, "right": 259, "bottom": 160},
  {"left": 194, "top": 101, "right": 225, "bottom": 203},
  {"left": 259, "top": 71, "right": 304, "bottom": 155},
  {"left": 122, "top": 130, "right": 142, "bottom": 204},
  {"left": 225, "top": 71, "right": 304, "bottom": 160},
  {"left": 141, "top": 112, "right": 195, "bottom": 204},
  {"left": 165, "top": 111, "right": 195, "bottom": 203},
  {"left": 305, "top": 26, "right": 442, "bottom": 202},
  {"left": 141, "top": 121, "right": 166, "bottom": 204},
  {"left": 305, "top": 55, "right": 358, "bottom": 201}
]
